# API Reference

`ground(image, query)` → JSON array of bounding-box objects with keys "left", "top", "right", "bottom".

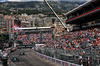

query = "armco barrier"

[
  {"left": 8, "top": 59, "right": 16, "bottom": 66},
  {"left": 34, "top": 51, "right": 81, "bottom": 66}
]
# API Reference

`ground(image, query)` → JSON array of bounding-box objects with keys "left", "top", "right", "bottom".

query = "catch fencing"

[
  {"left": 34, "top": 47, "right": 100, "bottom": 66},
  {"left": 34, "top": 51, "right": 80, "bottom": 66}
]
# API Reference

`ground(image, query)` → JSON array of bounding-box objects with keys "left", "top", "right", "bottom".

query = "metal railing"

[
  {"left": 34, "top": 46, "right": 100, "bottom": 66},
  {"left": 8, "top": 59, "right": 16, "bottom": 66}
]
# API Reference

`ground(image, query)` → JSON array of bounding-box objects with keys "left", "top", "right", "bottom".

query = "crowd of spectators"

[
  {"left": 46, "top": 27, "right": 100, "bottom": 55},
  {"left": 42, "top": 33, "right": 52, "bottom": 42},
  {"left": 17, "top": 34, "right": 40, "bottom": 44},
  {"left": 16, "top": 27, "right": 100, "bottom": 55},
  {"left": 17, "top": 33, "right": 52, "bottom": 44}
]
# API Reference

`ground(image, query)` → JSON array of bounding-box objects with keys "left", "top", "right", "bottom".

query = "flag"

[{"left": 12, "top": 25, "right": 16, "bottom": 28}]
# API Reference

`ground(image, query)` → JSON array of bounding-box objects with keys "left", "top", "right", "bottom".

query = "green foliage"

[
  {"left": 18, "top": 10, "right": 41, "bottom": 15},
  {"left": 0, "top": 1, "right": 84, "bottom": 15}
]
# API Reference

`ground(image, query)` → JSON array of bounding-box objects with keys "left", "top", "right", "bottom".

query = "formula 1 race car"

[
  {"left": 19, "top": 52, "right": 25, "bottom": 55},
  {"left": 11, "top": 48, "right": 16, "bottom": 52},
  {"left": 11, "top": 56, "right": 19, "bottom": 62}
]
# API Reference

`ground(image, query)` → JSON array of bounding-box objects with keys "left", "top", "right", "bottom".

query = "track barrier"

[
  {"left": 88, "top": 57, "right": 90, "bottom": 66},
  {"left": 79, "top": 56, "right": 83, "bottom": 66},
  {"left": 8, "top": 59, "right": 16, "bottom": 66},
  {"left": 34, "top": 51, "right": 80, "bottom": 66}
]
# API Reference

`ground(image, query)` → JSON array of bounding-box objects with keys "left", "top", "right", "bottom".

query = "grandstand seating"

[
  {"left": 17, "top": 33, "right": 52, "bottom": 44},
  {"left": 45, "top": 27, "right": 100, "bottom": 55}
]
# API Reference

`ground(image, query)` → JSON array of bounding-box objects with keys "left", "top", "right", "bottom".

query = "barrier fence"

[
  {"left": 34, "top": 47, "right": 100, "bottom": 66},
  {"left": 34, "top": 51, "right": 80, "bottom": 66},
  {"left": 8, "top": 59, "right": 16, "bottom": 66}
]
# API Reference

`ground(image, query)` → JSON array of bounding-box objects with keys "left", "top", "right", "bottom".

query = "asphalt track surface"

[{"left": 9, "top": 49, "right": 60, "bottom": 66}]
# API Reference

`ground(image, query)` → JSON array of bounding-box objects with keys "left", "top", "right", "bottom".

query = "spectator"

[{"left": 78, "top": 47, "right": 84, "bottom": 55}]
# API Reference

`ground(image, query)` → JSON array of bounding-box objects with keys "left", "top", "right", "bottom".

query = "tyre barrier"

[{"left": 34, "top": 51, "right": 81, "bottom": 66}]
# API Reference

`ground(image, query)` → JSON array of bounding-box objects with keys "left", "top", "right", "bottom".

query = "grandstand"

[
  {"left": 66, "top": 0, "right": 100, "bottom": 31},
  {"left": 16, "top": 27, "right": 53, "bottom": 44}
]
